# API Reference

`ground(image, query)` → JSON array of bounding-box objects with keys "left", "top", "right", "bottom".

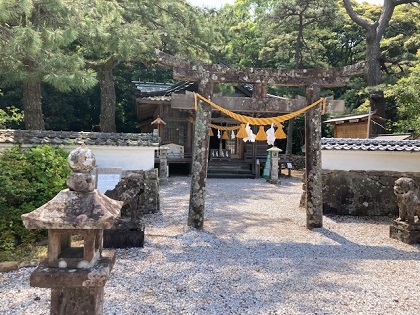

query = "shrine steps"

[{"left": 207, "top": 161, "right": 254, "bottom": 179}]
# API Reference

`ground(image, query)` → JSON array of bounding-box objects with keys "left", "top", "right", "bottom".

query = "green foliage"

[
  {"left": 0, "top": 0, "right": 97, "bottom": 90},
  {"left": 323, "top": 2, "right": 367, "bottom": 67},
  {"left": 0, "top": 145, "right": 71, "bottom": 252},
  {"left": 258, "top": 0, "right": 339, "bottom": 69},
  {"left": 386, "top": 53, "right": 420, "bottom": 134},
  {"left": 381, "top": 4, "right": 420, "bottom": 79},
  {"left": 340, "top": 77, "right": 370, "bottom": 113},
  {"left": 0, "top": 106, "right": 23, "bottom": 128},
  {"left": 42, "top": 84, "right": 101, "bottom": 131},
  {"left": 0, "top": 243, "right": 47, "bottom": 263}
]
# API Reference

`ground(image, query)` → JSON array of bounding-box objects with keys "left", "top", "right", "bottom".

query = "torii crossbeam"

[{"left": 156, "top": 50, "right": 365, "bottom": 229}]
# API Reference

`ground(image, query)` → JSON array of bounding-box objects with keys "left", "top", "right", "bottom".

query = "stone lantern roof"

[{"left": 21, "top": 190, "right": 122, "bottom": 230}]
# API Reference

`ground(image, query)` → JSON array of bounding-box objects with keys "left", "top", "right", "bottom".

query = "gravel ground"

[{"left": 1, "top": 175, "right": 420, "bottom": 315}]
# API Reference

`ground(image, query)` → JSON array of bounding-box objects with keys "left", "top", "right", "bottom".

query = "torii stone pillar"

[
  {"left": 155, "top": 50, "right": 365, "bottom": 229},
  {"left": 305, "top": 85, "right": 322, "bottom": 228},
  {"left": 188, "top": 81, "right": 213, "bottom": 228}
]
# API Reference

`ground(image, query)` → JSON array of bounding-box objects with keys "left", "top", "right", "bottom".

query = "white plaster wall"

[
  {"left": 322, "top": 150, "right": 420, "bottom": 172},
  {"left": 0, "top": 144, "right": 157, "bottom": 171},
  {"left": 64, "top": 146, "right": 157, "bottom": 171}
]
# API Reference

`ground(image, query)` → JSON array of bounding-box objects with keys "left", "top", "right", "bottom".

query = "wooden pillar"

[
  {"left": 188, "top": 81, "right": 213, "bottom": 229},
  {"left": 252, "top": 140, "right": 257, "bottom": 176},
  {"left": 252, "top": 83, "right": 267, "bottom": 98},
  {"left": 305, "top": 85, "right": 323, "bottom": 229},
  {"left": 186, "top": 114, "right": 193, "bottom": 155}
]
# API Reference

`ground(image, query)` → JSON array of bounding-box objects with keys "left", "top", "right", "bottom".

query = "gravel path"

[{"left": 1, "top": 175, "right": 420, "bottom": 315}]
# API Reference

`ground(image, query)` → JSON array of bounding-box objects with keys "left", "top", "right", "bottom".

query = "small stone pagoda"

[{"left": 21, "top": 145, "right": 122, "bottom": 315}]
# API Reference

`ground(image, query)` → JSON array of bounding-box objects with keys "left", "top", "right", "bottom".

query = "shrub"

[
  {"left": 0, "top": 145, "right": 71, "bottom": 253},
  {"left": 0, "top": 106, "right": 24, "bottom": 129}
]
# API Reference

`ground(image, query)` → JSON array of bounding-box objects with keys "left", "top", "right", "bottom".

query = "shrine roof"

[
  {"left": 323, "top": 113, "right": 385, "bottom": 124},
  {"left": 321, "top": 137, "right": 420, "bottom": 152},
  {"left": 133, "top": 80, "right": 196, "bottom": 98},
  {"left": 133, "top": 80, "right": 280, "bottom": 99},
  {"left": 0, "top": 129, "right": 159, "bottom": 147}
]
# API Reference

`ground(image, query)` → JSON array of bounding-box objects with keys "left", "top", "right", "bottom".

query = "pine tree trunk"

[
  {"left": 98, "top": 63, "right": 117, "bottom": 133},
  {"left": 366, "top": 27, "right": 386, "bottom": 123},
  {"left": 366, "top": 28, "right": 382, "bottom": 87},
  {"left": 23, "top": 80, "right": 45, "bottom": 130}
]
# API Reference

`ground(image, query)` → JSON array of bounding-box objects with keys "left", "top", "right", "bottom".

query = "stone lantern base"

[
  {"left": 30, "top": 250, "right": 115, "bottom": 315},
  {"left": 390, "top": 221, "right": 420, "bottom": 244}
]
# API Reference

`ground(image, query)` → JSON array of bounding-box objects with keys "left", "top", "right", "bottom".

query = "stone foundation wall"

[{"left": 322, "top": 170, "right": 420, "bottom": 216}]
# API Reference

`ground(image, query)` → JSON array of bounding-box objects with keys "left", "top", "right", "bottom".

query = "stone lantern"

[
  {"left": 267, "top": 147, "right": 282, "bottom": 184},
  {"left": 158, "top": 146, "right": 169, "bottom": 184},
  {"left": 21, "top": 146, "right": 122, "bottom": 315}
]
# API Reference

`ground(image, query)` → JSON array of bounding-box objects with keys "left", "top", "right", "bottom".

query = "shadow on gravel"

[
  {"left": 107, "top": 228, "right": 420, "bottom": 315},
  {"left": 110, "top": 176, "right": 419, "bottom": 315},
  {"left": 324, "top": 213, "right": 394, "bottom": 226}
]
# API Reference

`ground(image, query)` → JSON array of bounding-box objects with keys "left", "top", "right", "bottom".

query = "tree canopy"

[
  {"left": 0, "top": 0, "right": 418, "bottom": 139},
  {"left": 0, "top": 0, "right": 97, "bottom": 129}
]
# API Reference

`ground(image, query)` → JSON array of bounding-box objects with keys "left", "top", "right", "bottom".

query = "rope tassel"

[
  {"left": 255, "top": 126, "right": 267, "bottom": 141},
  {"left": 274, "top": 124, "right": 287, "bottom": 139},
  {"left": 236, "top": 124, "right": 248, "bottom": 138}
]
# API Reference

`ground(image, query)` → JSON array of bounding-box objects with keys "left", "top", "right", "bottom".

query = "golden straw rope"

[
  {"left": 194, "top": 93, "right": 326, "bottom": 125},
  {"left": 209, "top": 124, "right": 241, "bottom": 131}
]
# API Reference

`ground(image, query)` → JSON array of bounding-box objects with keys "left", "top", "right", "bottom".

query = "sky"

[{"left": 187, "top": 0, "right": 384, "bottom": 10}]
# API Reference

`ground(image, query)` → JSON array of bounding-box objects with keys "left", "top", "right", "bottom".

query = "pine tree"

[
  {"left": 71, "top": 0, "right": 210, "bottom": 132},
  {"left": 342, "top": 0, "right": 419, "bottom": 120},
  {"left": 0, "top": 0, "right": 97, "bottom": 130}
]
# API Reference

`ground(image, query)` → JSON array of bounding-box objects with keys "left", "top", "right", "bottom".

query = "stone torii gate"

[{"left": 156, "top": 50, "right": 365, "bottom": 229}]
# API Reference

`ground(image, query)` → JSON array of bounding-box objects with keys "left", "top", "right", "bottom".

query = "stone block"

[
  {"left": 0, "top": 261, "right": 19, "bottom": 272},
  {"left": 103, "top": 220, "right": 145, "bottom": 248},
  {"left": 390, "top": 221, "right": 420, "bottom": 244},
  {"left": 18, "top": 259, "right": 41, "bottom": 268},
  {"left": 30, "top": 250, "right": 115, "bottom": 288},
  {"left": 105, "top": 169, "right": 160, "bottom": 217},
  {"left": 51, "top": 287, "right": 104, "bottom": 315}
]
